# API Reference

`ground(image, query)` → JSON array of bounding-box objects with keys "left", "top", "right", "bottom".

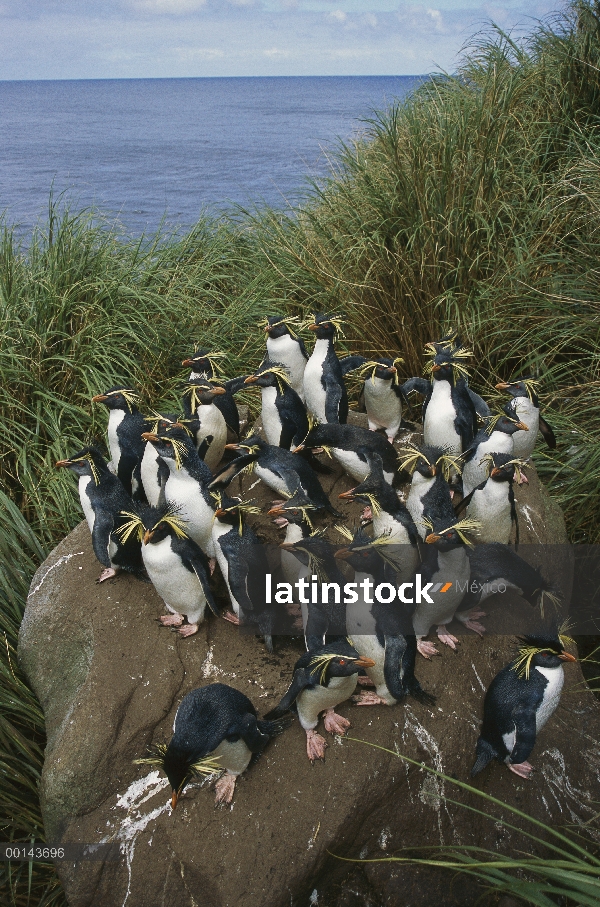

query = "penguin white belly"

[
  {"left": 364, "top": 379, "right": 401, "bottom": 436},
  {"left": 212, "top": 521, "right": 241, "bottom": 615},
  {"left": 106, "top": 409, "right": 126, "bottom": 472},
  {"left": 424, "top": 381, "right": 461, "bottom": 455},
  {"left": 346, "top": 572, "right": 378, "bottom": 637},
  {"left": 164, "top": 473, "right": 215, "bottom": 556},
  {"left": 332, "top": 447, "right": 369, "bottom": 482},
  {"left": 303, "top": 339, "right": 329, "bottom": 423},
  {"left": 350, "top": 634, "right": 394, "bottom": 705},
  {"left": 467, "top": 482, "right": 513, "bottom": 544},
  {"left": 211, "top": 737, "right": 253, "bottom": 776},
  {"left": 194, "top": 404, "right": 227, "bottom": 472},
  {"left": 412, "top": 548, "right": 469, "bottom": 637},
  {"left": 407, "top": 473, "right": 434, "bottom": 538},
  {"left": 267, "top": 334, "right": 306, "bottom": 400},
  {"left": 142, "top": 537, "right": 206, "bottom": 621},
  {"left": 254, "top": 462, "right": 289, "bottom": 497},
  {"left": 462, "top": 433, "right": 514, "bottom": 496},
  {"left": 140, "top": 445, "right": 162, "bottom": 506},
  {"left": 296, "top": 674, "right": 358, "bottom": 730},
  {"left": 534, "top": 665, "right": 564, "bottom": 732},
  {"left": 261, "top": 387, "right": 283, "bottom": 446},
  {"left": 78, "top": 476, "right": 96, "bottom": 534},
  {"left": 510, "top": 399, "right": 538, "bottom": 459}
]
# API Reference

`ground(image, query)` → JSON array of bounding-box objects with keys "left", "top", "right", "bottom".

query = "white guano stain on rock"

[
  {"left": 404, "top": 707, "right": 446, "bottom": 844},
  {"left": 29, "top": 551, "right": 85, "bottom": 597},
  {"left": 539, "top": 748, "right": 600, "bottom": 839}
]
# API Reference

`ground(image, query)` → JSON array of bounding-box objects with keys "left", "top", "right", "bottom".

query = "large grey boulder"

[{"left": 19, "top": 424, "right": 599, "bottom": 907}]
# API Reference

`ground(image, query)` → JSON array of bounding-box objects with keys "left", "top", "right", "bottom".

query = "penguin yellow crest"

[
  {"left": 308, "top": 652, "right": 355, "bottom": 686},
  {"left": 261, "top": 315, "right": 302, "bottom": 338},
  {"left": 134, "top": 744, "right": 222, "bottom": 779},
  {"left": 512, "top": 629, "right": 574, "bottom": 680}
]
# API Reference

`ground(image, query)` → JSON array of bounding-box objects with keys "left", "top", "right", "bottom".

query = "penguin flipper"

[
  {"left": 226, "top": 376, "right": 250, "bottom": 395},
  {"left": 510, "top": 706, "right": 537, "bottom": 765},
  {"left": 339, "top": 355, "right": 367, "bottom": 376},
  {"left": 454, "top": 481, "right": 485, "bottom": 515},
  {"left": 401, "top": 377, "right": 430, "bottom": 397},
  {"left": 382, "top": 635, "right": 409, "bottom": 702},
  {"left": 471, "top": 737, "right": 498, "bottom": 776},
  {"left": 185, "top": 551, "right": 222, "bottom": 617},
  {"left": 538, "top": 415, "right": 557, "bottom": 450},
  {"left": 467, "top": 388, "right": 491, "bottom": 419},
  {"left": 238, "top": 713, "right": 293, "bottom": 753},
  {"left": 263, "top": 668, "right": 312, "bottom": 719},
  {"left": 324, "top": 375, "right": 345, "bottom": 424},
  {"left": 209, "top": 453, "right": 258, "bottom": 490},
  {"left": 509, "top": 486, "right": 519, "bottom": 550},
  {"left": 92, "top": 510, "right": 115, "bottom": 568}
]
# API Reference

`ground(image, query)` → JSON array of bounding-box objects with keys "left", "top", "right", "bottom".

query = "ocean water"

[{"left": 0, "top": 76, "right": 422, "bottom": 238}]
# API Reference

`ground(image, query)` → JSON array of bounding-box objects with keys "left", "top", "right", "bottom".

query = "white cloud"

[
  {"left": 327, "top": 9, "right": 346, "bottom": 23},
  {"left": 364, "top": 13, "right": 377, "bottom": 28},
  {"left": 173, "top": 45, "right": 225, "bottom": 58},
  {"left": 263, "top": 46, "right": 289, "bottom": 56},
  {"left": 130, "top": 0, "right": 206, "bottom": 13}
]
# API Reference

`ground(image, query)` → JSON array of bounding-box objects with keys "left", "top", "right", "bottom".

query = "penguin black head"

[
  {"left": 485, "top": 413, "right": 528, "bottom": 436},
  {"left": 306, "top": 640, "right": 376, "bottom": 684},
  {"left": 92, "top": 386, "right": 142, "bottom": 414},
  {"left": 55, "top": 446, "right": 108, "bottom": 483},
  {"left": 357, "top": 357, "right": 404, "bottom": 385},
  {"left": 480, "top": 452, "right": 526, "bottom": 484},
  {"left": 225, "top": 433, "right": 266, "bottom": 455},
  {"left": 306, "top": 312, "right": 345, "bottom": 341},
  {"left": 141, "top": 425, "right": 195, "bottom": 469},
  {"left": 212, "top": 490, "right": 261, "bottom": 532},
  {"left": 182, "top": 378, "right": 227, "bottom": 413},
  {"left": 134, "top": 740, "right": 222, "bottom": 811},
  {"left": 495, "top": 376, "right": 540, "bottom": 406},
  {"left": 263, "top": 315, "right": 302, "bottom": 340},
  {"left": 423, "top": 340, "right": 472, "bottom": 384},
  {"left": 338, "top": 453, "right": 386, "bottom": 504},
  {"left": 181, "top": 349, "right": 227, "bottom": 378},
  {"left": 268, "top": 489, "right": 319, "bottom": 526},
  {"left": 422, "top": 515, "right": 481, "bottom": 550},
  {"left": 397, "top": 443, "right": 458, "bottom": 480},
  {"left": 511, "top": 631, "right": 577, "bottom": 679},
  {"left": 334, "top": 525, "right": 382, "bottom": 574},
  {"left": 244, "top": 360, "right": 292, "bottom": 392},
  {"left": 144, "top": 413, "right": 180, "bottom": 435}
]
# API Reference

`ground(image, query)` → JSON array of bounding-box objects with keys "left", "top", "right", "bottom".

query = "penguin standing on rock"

[
  {"left": 461, "top": 413, "right": 528, "bottom": 497},
  {"left": 399, "top": 444, "right": 458, "bottom": 540},
  {"left": 496, "top": 376, "right": 556, "bottom": 458},
  {"left": 136, "top": 683, "right": 290, "bottom": 807},
  {"left": 455, "top": 453, "right": 526, "bottom": 546},
  {"left": 140, "top": 413, "right": 179, "bottom": 506},
  {"left": 302, "top": 313, "right": 348, "bottom": 424},
  {"left": 181, "top": 349, "right": 245, "bottom": 438},
  {"left": 264, "top": 641, "right": 375, "bottom": 762},
  {"left": 333, "top": 529, "right": 435, "bottom": 708},
  {"left": 92, "top": 387, "right": 149, "bottom": 499},
  {"left": 116, "top": 503, "right": 221, "bottom": 636},
  {"left": 244, "top": 360, "right": 309, "bottom": 450},
  {"left": 264, "top": 315, "right": 308, "bottom": 400},
  {"left": 472, "top": 632, "right": 576, "bottom": 779},
  {"left": 296, "top": 423, "right": 402, "bottom": 485},
  {"left": 181, "top": 379, "right": 228, "bottom": 471},
  {"left": 56, "top": 447, "right": 143, "bottom": 582},
  {"left": 358, "top": 358, "right": 406, "bottom": 443}
]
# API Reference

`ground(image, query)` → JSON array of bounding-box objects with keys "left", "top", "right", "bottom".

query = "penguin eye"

[
  {"left": 361, "top": 551, "right": 369, "bottom": 558},
  {"left": 338, "top": 659, "right": 346, "bottom": 665},
  {"left": 541, "top": 651, "right": 549, "bottom": 658}
]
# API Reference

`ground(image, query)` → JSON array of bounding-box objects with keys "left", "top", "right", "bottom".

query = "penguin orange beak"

[
  {"left": 490, "top": 467, "right": 501, "bottom": 478},
  {"left": 279, "top": 541, "right": 296, "bottom": 550},
  {"left": 55, "top": 459, "right": 70, "bottom": 468},
  {"left": 210, "top": 386, "right": 226, "bottom": 395},
  {"left": 425, "top": 533, "right": 441, "bottom": 544},
  {"left": 214, "top": 509, "right": 227, "bottom": 518},
  {"left": 244, "top": 375, "right": 258, "bottom": 384},
  {"left": 224, "top": 443, "right": 240, "bottom": 450},
  {"left": 263, "top": 324, "right": 271, "bottom": 333},
  {"left": 171, "top": 790, "right": 178, "bottom": 810},
  {"left": 141, "top": 432, "right": 160, "bottom": 443},
  {"left": 430, "top": 465, "right": 437, "bottom": 476},
  {"left": 334, "top": 548, "right": 350, "bottom": 560},
  {"left": 431, "top": 364, "right": 441, "bottom": 373},
  {"left": 354, "top": 656, "right": 376, "bottom": 668},
  {"left": 267, "top": 505, "right": 284, "bottom": 516},
  {"left": 559, "top": 652, "right": 577, "bottom": 663},
  {"left": 181, "top": 358, "right": 194, "bottom": 367},
  {"left": 292, "top": 444, "right": 305, "bottom": 453},
  {"left": 495, "top": 382, "right": 510, "bottom": 390},
  {"left": 338, "top": 488, "right": 356, "bottom": 499},
  {"left": 515, "top": 422, "right": 528, "bottom": 431},
  {"left": 91, "top": 394, "right": 107, "bottom": 403},
  {"left": 143, "top": 530, "right": 154, "bottom": 545},
  {"left": 307, "top": 323, "right": 318, "bottom": 331}
]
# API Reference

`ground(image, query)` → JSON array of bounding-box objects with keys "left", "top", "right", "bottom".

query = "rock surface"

[{"left": 19, "top": 419, "right": 599, "bottom": 907}]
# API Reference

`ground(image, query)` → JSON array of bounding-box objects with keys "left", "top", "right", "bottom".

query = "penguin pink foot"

[
  {"left": 417, "top": 639, "right": 440, "bottom": 658},
  {"left": 214, "top": 772, "right": 237, "bottom": 805},
  {"left": 208, "top": 557, "right": 216, "bottom": 576},
  {"left": 463, "top": 619, "right": 486, "bottom": 636},
  {"left": 436, "top": 627, "right": 459, "bottom": 649},
  {"left": 178, "top": 623, "right": 199, "bottom": 637},
  {"left": 508, "top": 761, "right": 533, "bottom": 779},
  {"left": 223, "top": 610, "right": 240, "bottom": 625},
  {"left": 322, "top": 708, "right": 351, "bottom": 735},
  {"left": 361, "top": 506, "right": 373, "bottom": 521},
  {"left": 456, "top": 611, "right": 486, "bottom": 636},
  {"left": 159, "top": 613, "right": 184, "bottom": 627},
  {"left": 357, "top": 674, "right": 375, "bottom": 686},
  {"left": 352, "top": 691, "right": 388, "bottom": 706},
  {"left": 306, "top": 729, "right": 328, "bottom": 762},
  {"left": 97, "top": 567, "right": 119, "bottom": 584}
]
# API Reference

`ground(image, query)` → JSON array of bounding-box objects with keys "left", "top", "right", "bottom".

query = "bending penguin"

[
  {"left": 92, "top": 386, "right": 149, "bottom": 499},
  {"left": 116, "top": 503, "right": 221, "bottom": 636},
  {"left": 496, "top": 376, "right": 556, "bottom": 459},
  {"left": 56, "top": 447, "right": 143, "bottom": 582},
  {"left": 136, "top": 683, "right": 289, "bottom": 807},
  {"left": 296, "top": 422, "right": 402, "bottom": 485},
  {"left": 264, "top": 640, "right": 375, "bottom": 762},
  {"left": 472, "top": 631, "right": 576, "bottom": 779}
]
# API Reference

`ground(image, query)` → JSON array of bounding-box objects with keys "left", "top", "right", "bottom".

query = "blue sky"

[{"left": 0, "top": 0, "right": 563, "bottom": 79}]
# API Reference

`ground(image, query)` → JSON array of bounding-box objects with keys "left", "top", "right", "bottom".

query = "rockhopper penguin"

[
  {"left": 92, "top": 386, "right": 149, "bottom": 499},
  {"left": 461, "top": 413, "right": 528, "bottom": 497},
  {"left": 455, "top": 452, "right": 526, "bottom": 546},
  {"left": 471, "top": 631, "right": 576, "bottom": 779},
  {"left": 136, "top": 683, "right": 290, "bottom": 807},
  {"left": 244, "top": 360, "right": 309, "bottom": 450},
  {"left": 116, "top": 503, "right": 221, "bottom": 636},
  {"left": 496, "top": 376, "right": 556, "bottom": 458},
  {"left": 181, "top": 378, "right": 228, "bottom": 471},
  {"left": 357, "top": 357, "right": 406, "bottom": 443},
  {"left": 264, "top": 315, "right": 308, "bottom": 400},
  {"left": 140, "top": 413, "right": 179, "bottom": 507},
  {"left": 302, "top": 313, "right": 348, "bottom": 424},
  {"left": 399, "top": 443, "right": 459, "bottom": 540},
  {"left": 264, "top": 640, "right": 375, "bottom": 762},
  {"left": 181, "top": 349, "right": 245, "bottom": 437},
  {"left": 296, "top": 422, "right": 401, "bottom": 485},
  {"left": 56, "top": 447, "right": 143, "bottom": 582}
]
